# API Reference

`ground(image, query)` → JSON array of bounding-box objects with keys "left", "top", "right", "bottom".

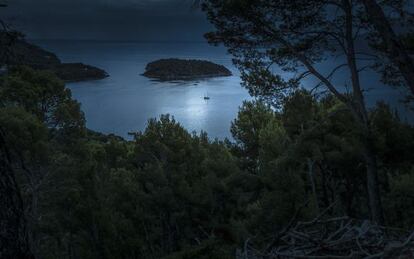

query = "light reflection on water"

[
  {"left": 33, "top": 40, "right": 413, "bottom": 139},
  {"left": 34, "top": 40, "right": 250, "bottom": 139}
]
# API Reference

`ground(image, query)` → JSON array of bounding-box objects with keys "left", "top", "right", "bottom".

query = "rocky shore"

[{"left": 143, "top": 58, "right": 232, "bottom": 81}]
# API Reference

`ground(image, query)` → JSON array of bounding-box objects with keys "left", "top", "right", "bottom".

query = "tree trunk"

[
  {"left": 361, "top": 0, "right": 414, "bottom": 96},
  {"left": 0, "top": 129, "right": 34, "bottom": 259},
  {"left": 364, "top": 143, "right": 385, "bottom": 224},
  {"left": 343, "top": 0, "right": 384, "bottom": 225},
  {"left": 307, "top": 159, "right": 320, "bottom": 214}
]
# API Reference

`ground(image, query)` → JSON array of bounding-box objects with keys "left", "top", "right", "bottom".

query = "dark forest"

[{"left": 1, "top": 0, "right": 414, "bottom": 258}]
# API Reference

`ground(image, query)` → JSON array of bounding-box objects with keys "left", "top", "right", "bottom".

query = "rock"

[
  {"left": 0, "top": 33, "right": 108, "bottom": 82},
  {"left": 143, "top": 58, "right": 232, "bottom": 81}
]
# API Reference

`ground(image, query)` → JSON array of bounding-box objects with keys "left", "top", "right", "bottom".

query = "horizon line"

[{"left": 27, "top": 38, "right": 211, "bottom": 44}]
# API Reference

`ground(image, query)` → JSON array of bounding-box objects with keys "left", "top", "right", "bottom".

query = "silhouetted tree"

[
  {"left": 202, "top": 0, "right": 388, "bottom": 223},
  {"left": 361, "top": 0, "right": 414, "bottom": 96},
  {"left": 0, "top": 127, "right": 34, "bottom": 259},
  {"left": 0, "top": 3, "right": 35, "bottom": 258}
]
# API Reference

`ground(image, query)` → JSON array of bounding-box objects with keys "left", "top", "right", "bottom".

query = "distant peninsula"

[
  {"left": 0, "top": 34, "right": 108, "bottom": 82},
  {"left": 52, "top": 63, "right": 108, "bottom": 82},
  {"left": 143, "top": 58, "right": 232, "bottom": 81}
]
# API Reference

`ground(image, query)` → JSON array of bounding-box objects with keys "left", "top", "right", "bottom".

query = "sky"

[{"left": 0, "top": 0, "right": 212, "bottom": 41}]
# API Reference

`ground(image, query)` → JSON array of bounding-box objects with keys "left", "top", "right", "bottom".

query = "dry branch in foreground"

[{"left": 238, "top": 216, "right": 414, "bottom": 259}]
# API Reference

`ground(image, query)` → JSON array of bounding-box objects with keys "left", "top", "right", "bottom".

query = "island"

[
  {"left": 0, "top": 33, "right": 109, "bottom": 82},
  {"left": 143, "top": 58, "right": 232, "bottom": 81}
]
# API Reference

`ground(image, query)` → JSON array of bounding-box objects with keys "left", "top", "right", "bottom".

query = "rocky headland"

[
  {"left": 52, "top": 63, "right": 108, "bottom": 82},
  {"left": 0, "top": 34, "right": 108, "bottom": 82}
]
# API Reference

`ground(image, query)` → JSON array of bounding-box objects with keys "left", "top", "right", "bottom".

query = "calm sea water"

[
  {"left": 34, "top": 40, "right": 250, "bottom": 139},
  {"left": 33, "top": 40, "right": 413, "bottom": 139}
]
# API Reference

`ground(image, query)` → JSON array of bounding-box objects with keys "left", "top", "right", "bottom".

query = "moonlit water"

[
  {"left": 34, "top": 40, "right": 250, "bottom": 139},
  {"left": 33, "top": 40, "right": 413, "bottom": 139}
]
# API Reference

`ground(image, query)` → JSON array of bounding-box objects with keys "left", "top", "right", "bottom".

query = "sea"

[{"left": 32, "top": 40, "right": 414, "bottom": 140}]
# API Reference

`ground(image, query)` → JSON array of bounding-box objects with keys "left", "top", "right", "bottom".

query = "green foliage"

[
  {"left": 1, "top": 67, "right": 414, "bottom": 258},
  {"left": 0, "top": 66, "right": 85, "bottom": 135},
  {"left": 0, "top": 107, "right": 48, "bottom": 162},
  {"left": 384, "top": 170, "right": 414, "bottom": 229},
  {"left": 401, "top": 33, "right": 414, "bottom": 53},
  {"left": 231, "top": 101, "right": 276, "bottom": 172},
  {"left": 281, "top": 90, "right": 318, "bottom": 136},
  {"left": 124, "top": 115, "right": 243, "bottom": 257},
  {"left": 371, "top": 102, "right": 414, "bottom": 170}
]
